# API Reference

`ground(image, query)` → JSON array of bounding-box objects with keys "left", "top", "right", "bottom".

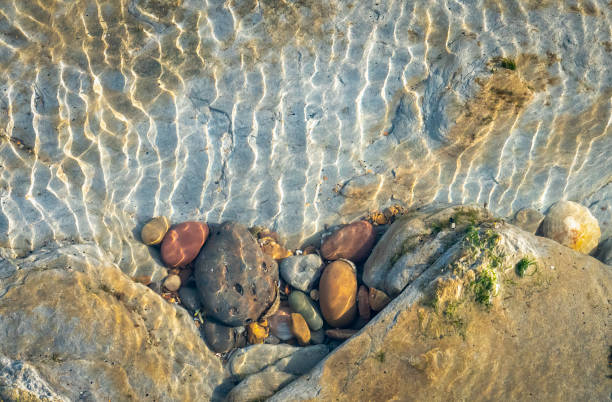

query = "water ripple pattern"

[{"left": 0, "top": 0, "right": 610, "bottom": 277}]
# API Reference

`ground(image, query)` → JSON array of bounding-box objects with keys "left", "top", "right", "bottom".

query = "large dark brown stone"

[
  {"left": 194, "top": 222, "right": 279, "bottom": 327},
  {"left": 320, "top": 220, "right": 376, "bottom": 262}
]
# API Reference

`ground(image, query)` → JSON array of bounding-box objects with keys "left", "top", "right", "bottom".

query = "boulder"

[
  {"left": 0, "top": 245, "right": 229, "bottom": 401},
  {"left": 279, "top": 254, "right": 323, "bottom": 292},
  {"left": 318, "top": 260, "right": 357, "bottom": 328},
  {"left": 320, "top": 220, "right": 376, "bottom": 262},
  {"left": 270, "top": 224, "right": 610, "bottom": 401},
  {"left": 161, "top": 221, "right": 209, "bottom": 267},
  {"left": 194, "top": 222, "right": 279, "bottom": 327},
  {"left": 540, "top": 200, "right": 601, "bottom": 254}
]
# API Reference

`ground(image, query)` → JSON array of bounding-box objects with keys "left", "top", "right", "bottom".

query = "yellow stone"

[
  {"left": 247, "top": 320, "right": 269, "bottom": 344},
  {"left": 290, "top": 313, "right": 311, "bottom": 345},
  {"left": 141, "top": 216, "right": 170, "bottom": 245}
]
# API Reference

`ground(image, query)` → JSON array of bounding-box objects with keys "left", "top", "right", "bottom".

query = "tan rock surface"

[
  {"left": 271, "top": 224, "right": 611, "bottom": 401},
  {"left": 0, "top": 245, "right": 229, "bottom": 401}
]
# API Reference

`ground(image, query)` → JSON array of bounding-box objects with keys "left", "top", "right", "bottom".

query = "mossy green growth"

[
  {"left": 375, "top": 351, "right": 386, "bottom": 363},
  {"left": 470, "top": 268, "right": 497, "bottom": 307},
  {"left": 500, "top": 57, "right": 516, "bottom": 70},
  {"left": 516, "top": 256, "right": 536, "bottom": 277}
]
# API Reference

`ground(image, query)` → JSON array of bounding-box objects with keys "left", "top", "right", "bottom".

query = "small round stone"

[
  {"left": 319, "top": 260, "right": 357, "bottom": 328},
  {"left": 540, "top": 201, "right": 601, "bottom": 254},
  {"left": 247, "top": 320, "right": 269, "bottom": 345},
  {"left": 280, "top": 254, "right": 323, "bottom": 292},
  {"left": 269, "top": 307, "right": 294, "bottom": 341},
  {"left": 288, "top": 291, "right": 324, "bottom": 331},
  {"left": 141, "top": 216, "right": 170, "bottom": 245},
  {"left": 309, "top": 289, "right": 319, "bottom": 301},
  {"left": 290, "top": 313, "right": 311, "bottom": 346},
  {"left": 163, "top": 274, "right": 181, "bottom": 292},
  {"left": 320, "top": 220, "right": 376, "bottom": 262},
  {"left": 202, "top": 320, "right": 235, "bottom": 353}
]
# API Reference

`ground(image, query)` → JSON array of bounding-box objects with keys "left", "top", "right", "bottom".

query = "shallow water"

[{"left": 0, "top": 0, "right": 610, "bottom": 278}]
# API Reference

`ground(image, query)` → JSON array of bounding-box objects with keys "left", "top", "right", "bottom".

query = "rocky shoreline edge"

[{"left": 0, "top": 201, "right": 610, "bottom": 401}]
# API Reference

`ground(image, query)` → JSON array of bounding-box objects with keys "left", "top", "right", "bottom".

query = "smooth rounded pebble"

[
  {"left": 290, "top": 313, "right": 311, "bottom": 345},
  {"left": 163, "top": 274, "right": 181, "bottom": 292},
  {"left": 141, "top": 216, "right": 170, "bottom": 245},
  {"left": 320, "top": 220, "right": 376, "bottom": 262},
  {"left": 280, "top": 254, "right": 323, "bottom": 292},
  {"left": 540, "top": 201, "right": 601, "bottom": 254},
  {"left": 269, "top": 307, "right": 294, "bottom": 341},
  {"left": 202, "top": 320, "right": 236, "bottom": 353},
  {"left": 368, "top": 287, "right": 391, "bottom": 312},
  {"left": 161, "top": 222, "right": 209, "bottom": 267},
  {"left": 319, "top": 260, "right": 357, "bottom": 328},
  {"left": 288, "top": 291, "right": 323, "bottom": 331}
]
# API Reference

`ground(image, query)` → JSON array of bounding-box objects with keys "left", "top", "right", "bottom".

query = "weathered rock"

[
  {"left": 271, "top": 224, "right": 610, "bottom": 401},
  {"left": 140, "top": 216, "right": 170, "bottom": 245},
  {"left": 163, "top": 274, "right": 181, "bottom": 292},
  {"left": 309, "top": 329, "right": 326, "bottom": 345},
  {"left": 269, "top": 307, "right": 294, "bottom": 341},
  {"left": 540, "top": 200, "right": 601, "bottom": 254},
  {"left": 202, "top": 319, "right": 236, "bottom": 354},
  {"left": 229, "top": 344, "right": 299, "bottom": 378},
  {"left": 290, "top": 313, "right": 311, "bottom": 345},
  {"left": 280, "top": 254, "right": 323, "bottom": 292},
  {"left": 247, "top": 320, "right": 269, "bottom": 345},
  {"left": 0, "top": 245, "right": 229, "bottom": 401},
  {"left": 161, "top": 222, "right": 209, "bottom": 268},
  {"left": 178, "top": 285, "right": 202, "bottom": 312},
  {"left": 227, "top": 345, "right": 328, "bottom": 402},
  {"left": 320, "top": 220, "right": 376, "bottom": 262},
  {"left": 288, "top": 291, "right": 324, "bottom": 331},
  {"left": 511, "top": 208, "right": 544, "bottom": 234},
  {"left": 594, "top": 238, "right": 612, "bottom": 265},
  {"left": 194, "top": 222, "right": 279, "bottom": 327},
  {"left": 319, "top": 260, "right": 357, "bottom": 328},
  {"left": 357, "top": 285, "right": 371, "bottom": 320},
  {"left": 325, "top": 328, "right": 358, "bottom": 340},
  {"left": 368, "top": 287, "right": 391, "bottom": 312},
  {"left": 260, "top": 237, "right": 293, "bottom": 260}
]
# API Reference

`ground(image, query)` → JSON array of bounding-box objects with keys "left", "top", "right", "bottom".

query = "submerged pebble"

[
  {"left": 288, "top": 291, "right": 323, "bottom": 331},
  {"left": 269, "top": 307, "right": 294, "bottom": 341},
  {"left": 319, "top": 260, "right": 357, "bottom": 328},
  {"left": 321, "top": 220, "right": 376, "bottom": 262},
  {"left": 280, "top": 254, "right": 323, "bottom": 292},
  {"left": 202, "top": 319, "right": 236, "bottom": 353},
  {"left": 290, "top": 313, "right": 311, "bottom": 345},
  {"left": 141, "top": 216, "right": 170, "bottom": 245},
  {"left": 163, "top": 274, "right": 181, "bottom": 292},
  {"left": 161, "top": 222, "right": 209, "bottom": 268}
]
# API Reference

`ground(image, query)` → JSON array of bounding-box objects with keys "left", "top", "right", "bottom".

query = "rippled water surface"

[{"left": 0, "top": 0, "right": 610, "bottom": 277}]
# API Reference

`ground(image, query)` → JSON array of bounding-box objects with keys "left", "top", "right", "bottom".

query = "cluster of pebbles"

[{"left": 139, "top": 212, "right": 401, "bottom": 355}]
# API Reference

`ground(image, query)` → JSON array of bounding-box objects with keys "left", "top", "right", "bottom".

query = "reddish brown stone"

[
  {"left": 325, "top": 328, "right": 357, "bottom": 340},
  {"left": 161, "top": 222, "right": 209, "bottom": 268},
  {"left": 357, "top": 285, "right": 371, "bottom": 320},
  {"left": 269, "top": 306, "right": 294, "bottom": 341},
  {"left": 320, "top": 220, "right": 376, "bottom": 262}
]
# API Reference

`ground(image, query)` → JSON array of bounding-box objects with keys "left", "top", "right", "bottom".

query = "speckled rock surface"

[
  {"left": 280, "top": 254, "right": 323, "bottom": 292},
  {"left": 194, "top": 222, "right": 279, "bottom": 327},
  {"left": 270, "top": 224, "right": 611, "bottom": 401},
  {"left": 0, "top": 245, "right": 230, "bottom": 401}
]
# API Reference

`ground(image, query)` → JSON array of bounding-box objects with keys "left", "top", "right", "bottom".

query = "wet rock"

[
  {"left": 309, "top": 289, "right": 319, "bottom": 301},
  {"left": 280, "top": 254, "right": 323, "bottom": 292},
  {"left": 226, "top": 345, "right": 328, "bottom": 402},
  {"left": 194, "top": 222, "right": 279, "bottom": 327},
  {"left": 229, "top": 344, "right": 299, "bottom": 378},
  {"left": 247, "top": 320, "right": 269, "bottom": 345},
  {"left": 594, "top": 238, "right": 612, "bottom": 265},
  {"left": 319, "top": 260, "right": 357, "bottom": 328},
  {"left": 325, "top": 328, "right": 358, "bottom": 340},
  {"left": 269, "top": 307, "right": 294, "bottom": 341},
  {"left": 290, "top": 313, "right": 311, "bottom": 345},
  {"left": 310, "top": 329, "right": 326, "bottom": 344},
  {"left": 163, "top": 274, "right": 181, "bottom": 292},
  {"left": 178, "top": 286, "right": 201, "bottom": 313},
  {"left": 540, "top": 201, "right": 601, "bottom": 254},
  {"left": 288, "top": 290, "right": 324, "bottom": 331},
  {"left": 265, "top": 334, "right": 281, "bottom": 344},
  {"left": 161, "top": 222, "right": 209, "bottom": 268},
  {"left": 202, "top": 319, "right": 236, "bottom": 354},
  {"left": 357, "top": 285, "right": 371, "bottom": 320},
  {"left": 512, "top": 208, "right": 544, "bottom": 234},
  {"left": 368, "top": 287, "right": 391, "bottom": 312},
  {"left": 140, "top": 216, "right": 170, "bottom": 245},
  {"left": 321, "top": 220, "right": 376, "bottom": 262}
]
